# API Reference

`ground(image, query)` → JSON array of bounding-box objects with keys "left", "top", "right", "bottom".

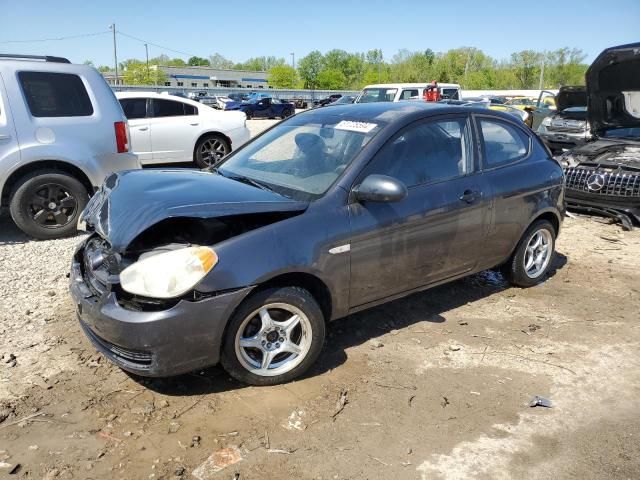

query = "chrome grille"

[{"left": 564, "top": 167, "right": 640, "bottom": 197}]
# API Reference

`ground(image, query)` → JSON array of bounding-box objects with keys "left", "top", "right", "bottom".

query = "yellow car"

[{"left": 504, "top": 97, "right": 538, "bottom": 110}]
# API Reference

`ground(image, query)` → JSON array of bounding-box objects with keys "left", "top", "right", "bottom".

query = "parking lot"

[{"left": 1, "top": 114, "right": 639, "bottom": 478}]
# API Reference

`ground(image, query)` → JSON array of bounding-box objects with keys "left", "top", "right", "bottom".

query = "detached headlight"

[{"left": 120, "top": 246, "right": 218, "bottom": 299}]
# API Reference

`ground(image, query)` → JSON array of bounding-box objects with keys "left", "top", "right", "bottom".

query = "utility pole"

[
  {"left": 109, "top": 24, "right": 118, "bottom": 86},
  {"left": 538, "top": 57, "right": 545, "bottom": 90},
  {"left": 290, "top": 52, "right": 295, "bottom": 70},
  {"left": 144, "top": 43, "right": 149, "bottom": 83},
  {"left": 377, "top": 49, "right": 381, "bottom": 83}
]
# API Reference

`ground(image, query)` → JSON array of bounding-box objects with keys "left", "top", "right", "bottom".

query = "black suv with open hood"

[
  {"left": 560, "top": 42, "right": 640, "bottom": 229},
  {"left": 537, "top": 86, "right": 591, "bottom": 153}
]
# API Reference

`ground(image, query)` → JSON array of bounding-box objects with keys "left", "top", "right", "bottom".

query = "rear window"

[
  {"left": 152, "top": 99, "right": 197, "bottom": 117},
  {"left": 18, "top": 71, "right": 93, "bottom": 117},
  {"left": 358, "top": 88, "right": 398, "bottom": 103},
  {"left": 479, "top": 119, "right": 529, "bottom": 168}
]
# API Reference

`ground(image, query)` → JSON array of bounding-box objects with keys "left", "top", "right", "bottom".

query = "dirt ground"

[{"left": 1, "top": 182, "right": 640, "bottom": 477}]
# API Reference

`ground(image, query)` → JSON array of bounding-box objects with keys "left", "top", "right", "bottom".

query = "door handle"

[
  {"left": 0, "top": 134, "right": 11, "bottom": 140},
  {"left": 459, "top": 189, "right": 481, "bottom": 204},
  {"left": 138, "top": 126, "right": 148, "bottom": 131},
  {"left": 190, "top": 122, "right": 199, "bottom": 126}
]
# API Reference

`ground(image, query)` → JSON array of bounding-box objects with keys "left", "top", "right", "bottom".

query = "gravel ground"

[{"left": 1, "top": 121, "right": 639, "bottom": 478}]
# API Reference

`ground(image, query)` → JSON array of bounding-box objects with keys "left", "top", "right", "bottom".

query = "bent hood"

[
  {"left": 81, "top": 169, "right": 308, "bottom": 252},
  {"left": 556, "top": 86, "right": 587, "bottom": 111},
  {"left": 586, "top": 42, "right": 640, "bottom": 135}
]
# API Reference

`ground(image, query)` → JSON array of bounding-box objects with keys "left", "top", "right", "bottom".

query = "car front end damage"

[
  {"left": 560, "top": 142, "right": 640, "bottom": 229},
  {"left": 70, "top": 169, "right": 308, "bottom": 376}
]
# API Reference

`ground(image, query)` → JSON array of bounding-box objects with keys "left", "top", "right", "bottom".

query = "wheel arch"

[{"left": 1, "top": 160, "right": 94, "bottom": 207}]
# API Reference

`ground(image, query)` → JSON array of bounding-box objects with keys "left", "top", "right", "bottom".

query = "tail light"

[{"left": 114, "top": 121, "right": 129, "bottom": 153}]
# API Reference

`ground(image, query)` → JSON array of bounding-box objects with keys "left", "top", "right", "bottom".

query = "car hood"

[
  {"left": 556, "top": 86, "right": 587, "bottom": 111},
  {"left": 81, "top": 169, "right": 308, "bottom": 252},
  {"left": 562, "top": 139, "right": 640, "bottom": 170},
  {"left": 586, "top": 42, "right": 640, "bottom": 136}
]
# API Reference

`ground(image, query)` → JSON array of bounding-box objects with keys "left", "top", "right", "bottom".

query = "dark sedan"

[
  {"left": 71, "top": 102, "right": 564, "bottom": 385},
  {"left": 226, "top": 97, "right": 295, "bottom": 119}
]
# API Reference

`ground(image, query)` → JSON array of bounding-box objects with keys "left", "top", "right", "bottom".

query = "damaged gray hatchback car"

[{"left": 70, "top": 102, "right": 564, "bottom": 385}]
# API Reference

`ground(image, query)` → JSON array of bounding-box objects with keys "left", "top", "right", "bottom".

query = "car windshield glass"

[
  {"left": 218, "top": 119, "right": 382, "bottom": 201},
  {"left": 358, "top": 88, "right": 398, "bottom": 103}
]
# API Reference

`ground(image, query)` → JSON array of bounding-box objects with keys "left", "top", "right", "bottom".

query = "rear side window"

[
  {"left": 18, "top": 71, "right": 93, "bottom": 117},
  {"left": 399, "top": 89, "right": 419, "bottom": 100},
  {"left": 479, "top": 119, "right": 529, "bottom": 168},
  {"left": 151, "top": 99, "right": 197, "bottom": 117},
  {"left": 442, "top": 88, "right": 459, "bottom": 100},
  {"left": 119, "top": 98, "right": 147, "bottom": 119}
]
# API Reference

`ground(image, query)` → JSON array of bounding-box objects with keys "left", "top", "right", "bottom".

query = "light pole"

[
  {"left": 290, "top": 52, "right": 295, "bottom": 70},
  {"left": 109, "top": 24, "right": 118, "bottom": 86},
  {"left": 144, "top": 43, "right": 149, "bottom": 83}
]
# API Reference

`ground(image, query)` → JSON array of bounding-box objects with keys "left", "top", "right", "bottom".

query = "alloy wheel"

[
  {"left": 199, "top": 138, "right": 228, "bottom": 166},
  {"left": 234, "top": 303, "right": 312, "bottom": 377},
  {"left": 524, "top": 229, "right": 552, "bottom": 278},
  {"left": 27, "top": 183, "right": 77, "bottom": 229}
]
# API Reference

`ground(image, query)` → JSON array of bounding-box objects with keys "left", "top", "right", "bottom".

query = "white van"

[{"left": 355, "top": 82, "right": 462, "bottom": 103}]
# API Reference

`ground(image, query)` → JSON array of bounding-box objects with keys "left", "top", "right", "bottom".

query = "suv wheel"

[
  {"left": 504, "top": 220, "right": 556, "bottom": 287},
  {"left": 221, "top": 286, "right": 326, "bottom": 386},
  {"left": 194, "top": 134, "right": 230, "bottom": 169},
  {"left": 9, "top": 170, "right": 89, "bottom": 239}
]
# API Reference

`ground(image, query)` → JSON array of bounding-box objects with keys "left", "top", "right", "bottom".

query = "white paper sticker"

[{"left": 334, "top": 120, "right": 377, "bottom": 133}]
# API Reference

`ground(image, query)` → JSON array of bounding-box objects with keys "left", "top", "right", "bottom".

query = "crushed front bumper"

[
  {"left": 565, "top": 191, "right": 640, "bottom": 230},
  {"left": 69, "top": 242, "right": 253, "bottom": 377}
]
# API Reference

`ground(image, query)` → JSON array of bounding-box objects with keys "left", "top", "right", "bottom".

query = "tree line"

[{"left": 89, "top": 46, "right": 588, "bottom": 90}]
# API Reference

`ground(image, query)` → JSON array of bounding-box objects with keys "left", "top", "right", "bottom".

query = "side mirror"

[{"left": 353, "top": 174, "right": 407, "bottom": 203}]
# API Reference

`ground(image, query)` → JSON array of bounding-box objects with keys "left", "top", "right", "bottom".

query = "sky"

[{"left": 1, "top": 0, "right": 639, "bottom": 68}]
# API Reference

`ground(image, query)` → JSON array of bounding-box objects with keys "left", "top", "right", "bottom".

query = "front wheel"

[
  {"left": 244, "top": 110, "right": 253, "bottom": 120},
  {"left": 281, "top": 108, "right": 293, "bottom": 119},
  {"left": 221, "top": 286, "right": 326, "bottom": 386},
  {"left": 504, "top": 220, "right": 556, "bottom": 287},
  {"left": 194, "top": 134, "right": 230, "bottom": 168}
]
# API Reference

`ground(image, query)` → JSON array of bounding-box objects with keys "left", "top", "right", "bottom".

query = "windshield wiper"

[{"left": 226, "top": 173, "right": 277, "bottom": 193}]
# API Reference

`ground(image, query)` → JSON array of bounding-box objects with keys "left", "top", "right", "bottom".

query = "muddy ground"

[{"left": 1, "top": 133, "right": 639, "bottom": 479}]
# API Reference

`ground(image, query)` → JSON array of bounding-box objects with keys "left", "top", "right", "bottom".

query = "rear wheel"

[
  {"left": 221, "top": 286, "right": 326, "bottom": 386},
  {"left": 9, "top": 170, "right": 89, "bottom": 239},
  {"left": 504, "top": 220, "right": 556, "bottom": 287},
  {"left": 194, "top": 134, "right": 230, "bottom": 168},
  {"left": 281, "top": 108, "right": 293, "bottom": 119}
]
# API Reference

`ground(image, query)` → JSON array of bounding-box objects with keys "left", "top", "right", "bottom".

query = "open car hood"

[
  {"left": 80, "top": 170, "right": 308, "bottom": 252},
  {"left": 556, "top": 86, "right": 587, "bottom": 111},
  {"left": 586, "top": 42, "right": 640, "bottom": 136}
]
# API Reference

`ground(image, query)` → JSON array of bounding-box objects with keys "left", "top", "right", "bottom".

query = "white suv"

[
  {"left": 116, "top": 92, "right": 250, "bottom": 167},
  {"left": 0, "top": 54, "right": 140, "bottom": 239}
]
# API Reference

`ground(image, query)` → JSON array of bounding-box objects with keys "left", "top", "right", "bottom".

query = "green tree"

[
  {"left": 511, "top": 50, "right": 542, "bottom": 88},
  {"left": 268, "top": 64, "right": 298, "bottom": 88},
  {"left": 298, "top": 50, "right": 325, "bottom": 89},
  {"left": 209, "top": 53, "right": 234, "bottom": 69},
  {"left": 83, "top": 60, "right": 94, "bottom": 66},
  {"left": 97, "top": 65, "right": 111, "bottom": 73},
  {"left": 188, "top": 56, "right": 210, "bottom": 66},
  {"left": 122, "top": 60, "right": 167, "bottom": 85},
  {"left": 235, "top": 56, "right": 285, "bottom": 71},
  {"left": 317, "top": 69, "right": 346, "bottom": 90}
]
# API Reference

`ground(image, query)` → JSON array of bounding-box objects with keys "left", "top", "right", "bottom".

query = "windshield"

[
  {"left": 218, "top": 119, "right": 381, "bottom": 201},
  {"left": 357, "top": 88, "right": 398, "bottom": 103}
]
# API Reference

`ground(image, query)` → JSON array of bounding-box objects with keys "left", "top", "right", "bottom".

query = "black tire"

[
  {"left": 9, "top": 170, "right": 89, "bottom": 240},
  {"left": 221, "top": 286, "right": 326, "bottom": 386},
  {"left": 244, "top": 110, "right": 253, "bottom": 120},
  {"left": 194, "top": 134, "right": 230, "bottom": 169},
  {"left": 281, "top": 108, "right": 293, "bottom": 119},
  {"left": 504, "top": 220, "right": 556, "bottom": 288}
]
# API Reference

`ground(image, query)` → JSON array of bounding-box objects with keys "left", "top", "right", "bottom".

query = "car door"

[
  {"left": 254, "top": 98, "right": 272, "bottom": 118},
  {"left": 0, "top": 73, "right": 21, "bottom": 172},
  {"left": 348, "top": 115, "right": 491, "bottom": 307},
  {"left": 119, "top": 97, "right": 152, "bottom": 164},
  {"left": 474, "top": 115, "right": 538, "bottom": 267},
  {"left": 148, "top": 98, "right": 199, "bottom": 162}
]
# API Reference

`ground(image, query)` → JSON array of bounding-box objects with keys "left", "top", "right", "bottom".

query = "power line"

[
  {"left": 0, "top": 31, "right": 109, "bottom": 44},
  {"left": 117, "top": 30, "right": 200, "bottom": 59}
]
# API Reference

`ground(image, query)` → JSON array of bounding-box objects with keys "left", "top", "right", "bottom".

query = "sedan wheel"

[
  {"left": 523, "top": 229, "right": 552, "bottom": 279},
  {"left": 221, "top": 287, "right": 325, "bottom": 385},
  {"left": 194, "top": 135, "right": 230, "bottom": 168}
]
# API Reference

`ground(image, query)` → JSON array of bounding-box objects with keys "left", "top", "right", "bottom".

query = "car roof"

[
  {"left": 115, "top": 91, "right": 205, "bottom": 107},
  {"left": 363, "top": 83, "right": 461, "bottom": 89},
  {"left": 292, "top": 101, "right": 520, "bottom": 126}
]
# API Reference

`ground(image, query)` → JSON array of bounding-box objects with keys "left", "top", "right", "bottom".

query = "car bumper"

[
  {"left": 566, "top": 190, "right": 640, "bottom": 229},
  {"left": 69, "top": 242, "right": 253, "bottom": 377},
  {"left": 538, "top": 131, "right": 589, "bottom": 151},
  {"left": 228, "top": 126, "right": 251, "bottom": 150}
]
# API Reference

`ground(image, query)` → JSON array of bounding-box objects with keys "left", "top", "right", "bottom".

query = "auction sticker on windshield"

[{"left": 334, "top": 120, "right": 377, "bottom": 133}]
